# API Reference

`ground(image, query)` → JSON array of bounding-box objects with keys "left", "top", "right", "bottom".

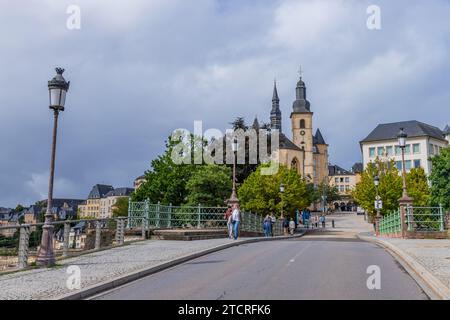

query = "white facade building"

[{"left": 360, "top": 121, "right": 449, "bottom": 176}]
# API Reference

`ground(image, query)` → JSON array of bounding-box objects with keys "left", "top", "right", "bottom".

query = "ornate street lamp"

[
  {"left": 228, "top": 138, "right": 239, "bottom": 205},
  {"left": 36, "top": 68, "right": 70, "bottom": 267},
  {"left": 373, "top": 175, "right": 381, "bottom": 234},
  {"left": 397, "top": 128, "right": 410, "bottom": 199},
  {"left": 397, "top": 127, "right": 413, "bottom": 238}
]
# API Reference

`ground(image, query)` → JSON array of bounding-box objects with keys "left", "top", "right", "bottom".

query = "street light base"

[{"left": 35, "top": 224, "right": 56, "bottom": 267}]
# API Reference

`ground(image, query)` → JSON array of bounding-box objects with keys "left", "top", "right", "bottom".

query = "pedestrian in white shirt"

[{"left": 231, "top": 204, "right": 241, "bottom": 240}]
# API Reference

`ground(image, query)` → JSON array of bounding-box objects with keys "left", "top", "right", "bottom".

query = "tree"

[
  {"left": 317, "top": 182, "right": 340, "bottom": 205},
  {"left": 132, "top": 134, "right": 198, "bottom": 205},
  {"left": 238, "top": 164, "right": 311, "bottom": 217},
  {"left": 429, "top": 147, "right": 450, "bottom": 210},
  {"left": 15, "top": 204, "right": 24, "bottom": 213},
  {"left": 406, "top": 167, "right": 430, "bottom": 207},
  {"left": 185, "top": 165, "right": 232, "bottom": 207},
  {"left": 352, "top": 159, "right": 402, "bottom": 219},
  {"left": 112, "top": 197, "right": 129, "bottom": 217}
]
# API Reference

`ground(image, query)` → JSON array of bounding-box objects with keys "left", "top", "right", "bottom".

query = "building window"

[
  {"left": 413, "top": 143, "right": 420, "bottom": 154},
  {"left": 405, "top": 144, "right": 411, "bottom": 154},
  {"left": 405, "top": 160, "right": 412, "bottom": 171},
  {"left": 395, "top": 146, "right": 401, "bottom": 156},
  {"left": 339, "top": 185, "right": 345, "bottom": 192},
  {"left": 414, "top": 159, "right": 421, "bottom": 168},
  {"left": 377, "top": 147, "right": 384, "bottom": 156},
  {"left": 345, "top": 177, "right": 350, "bottom": 183},
  {"left": 345, "top": 185, "right": 350, "bottom": 191},
  {"left": 369, "top": 147, "right": 375, "bottom": 158},
  {"left": 396, "top": 161, "right": 402, "bottom": 170},
  {"left": 335, "top": 177, "right": 339, "bottom": 183},
  {"left": 386, "top": 146, "right": 394, "bottom": 156},
  {"left": 291, "top": 158, "right": 299, "bottom": 172},
  {"left": 340, "top": 177, "right": 344, "bottom": 183},
  {"left": 300, "top": 119, "right": 305, "bottom": 128},
  {"left": 429, "top": 144, "right": 434, "bottom": 155}
]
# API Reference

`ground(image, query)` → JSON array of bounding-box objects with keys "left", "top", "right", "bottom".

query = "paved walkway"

[
  {"left": 368, "top": 237, "right": 450, "bottom": 294},
  {"left": 0, "top": 237, "right": 259, "bottom": 300}
]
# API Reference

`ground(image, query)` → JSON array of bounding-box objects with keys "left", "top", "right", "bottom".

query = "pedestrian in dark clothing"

[
  {"left": 269, "top": 213, "right": 276, "bottom": 237},
  {"left": 283, "top": 217, "right": 289, "bottom": 236},
  {"left": 263, "top": 215, "right": 271, "bottom": 237}
]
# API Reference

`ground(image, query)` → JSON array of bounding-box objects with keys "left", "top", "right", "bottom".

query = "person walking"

[
  {"left": 283, "top": 217, "right": 289, "bottom": 236},
  {"left": 269, "top": 213, "right": 276, "bottom": 237},
  {"left": 320, "top": 215, "right": 326, "bottom": 228},
  {"left": 263, "top": 215, "right": 271, "bottom": 237},
  {"left": 231, "top": 204, "right": 241, "bottom": 240},
  {"left": 289, "top": 218, "right": 296, "bottom": 235},
  {"left": 224, "top": 205, "right": 233, "bottom": 239}
]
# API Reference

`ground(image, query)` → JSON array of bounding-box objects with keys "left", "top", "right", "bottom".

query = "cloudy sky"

[{"left": 1, "top": 0, "right": 449, "bottom": 207}]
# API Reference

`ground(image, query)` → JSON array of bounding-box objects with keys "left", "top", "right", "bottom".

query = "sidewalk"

[
  {"left": 360, "top": 235, "right": 450, "bottom": 299},
  {"left": 0, "top": 234, "right": 303, "bottom": 300}
]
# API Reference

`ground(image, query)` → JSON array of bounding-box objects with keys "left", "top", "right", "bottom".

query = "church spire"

[
  {"left": 272, "top": 79, "right": 279, "bottom": 102},
  {"left": 270, "top": 80, "right": 282, "bottom": 132},
  {"left": 292, "top": 73, "right": 311, "bottom": 113}
]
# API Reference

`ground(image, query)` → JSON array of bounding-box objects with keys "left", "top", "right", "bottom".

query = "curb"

[
  {"left": 358, "top": 234, "right": 450, "bottom": 300},
  {"left": 57, "top": 231, "right": 306, "bottom": 300}
]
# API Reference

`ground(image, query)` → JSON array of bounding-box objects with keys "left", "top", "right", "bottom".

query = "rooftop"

[{"left": 360, "top": 120, "right": 448, "bottom": 144}]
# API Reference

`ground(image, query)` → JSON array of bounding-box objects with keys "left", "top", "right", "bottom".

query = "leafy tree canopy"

[
  {"left": 429, "top": 147, "right": 450, "bottom": 210},
  {"left": 112, "top": 197, "right": 129, "bottom": 217},
  {"left": 406, "top": 167, "right": 430, "bottom": 207},
  {"left": 238, "top": 163, "right": 311, "bottom": 217},
  {"left": 352, "top": 159, "right": 402, "bottom": 218},
  {"left": 185, "top": 165, "right": 232, "bottom": 207}
]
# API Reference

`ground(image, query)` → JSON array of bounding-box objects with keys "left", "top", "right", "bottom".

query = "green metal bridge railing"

[
  {"left": 379, "top": 205, "right": 446, "bottom": 236},
  {"left": 128, "top": 200, "right": 283, "bottom": 235},
  {"left": 379, "top": 209, "right": 402, "bottom": 235},
  {"left": 406, "top": 205, "right": 445, "bottom": 232}
]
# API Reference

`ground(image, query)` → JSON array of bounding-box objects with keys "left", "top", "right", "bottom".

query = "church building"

[{"left": 256, "top": 75, "right": 329, "bottom": 186}]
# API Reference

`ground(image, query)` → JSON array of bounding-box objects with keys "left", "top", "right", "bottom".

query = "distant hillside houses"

[
  {"left": 78, "top": 184, "right": 134, "bottom": 219},
  {"left": 0, "top": 199, "right": 84, "bottom": 237}
]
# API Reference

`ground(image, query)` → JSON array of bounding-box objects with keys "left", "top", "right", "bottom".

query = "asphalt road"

[{"left": 94, "top": 236, "right": 428, "bottom": 300}]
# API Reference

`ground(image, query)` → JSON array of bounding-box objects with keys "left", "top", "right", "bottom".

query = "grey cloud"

[{"left": 0, "top": 0, "right": 449, "bottom": 207}]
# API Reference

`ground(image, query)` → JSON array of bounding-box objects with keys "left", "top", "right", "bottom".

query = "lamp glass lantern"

[
  {"left": 232, "top": 139, "right": 239, "bottom": 152},
  {"left": 397, "top": 127, "right": 407, "bottom": 149},
  {"left": 374, "top": 176, "right": 380, "bottom": 187},
  {"left": 48, "top": 68, "right": 70, "bottom": 111}
]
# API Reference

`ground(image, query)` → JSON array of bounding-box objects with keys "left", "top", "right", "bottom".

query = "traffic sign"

[{"left": 374, "top": 200, "right": 383, "bottom": 209}]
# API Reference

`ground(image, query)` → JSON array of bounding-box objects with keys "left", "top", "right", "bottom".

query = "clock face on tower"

[{"left": 300, "top": 130, "right": 306, "bottom": 136}]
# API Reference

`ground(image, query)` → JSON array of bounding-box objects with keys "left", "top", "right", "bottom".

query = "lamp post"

[
  {"left": 397, "top": 127, "right": 413, "bottom": 238},
  {"left": 374, "top": 175, "right": 380, "bottom": 235},
  {"left": 397, "top": 128, "right": 410, "bottom": 199},
  {"left": 280, "top": 183, "right": 285, "bottom": 218},
  {"left": 228, "top": 138, "right": 239, "bottom": 206},
  {"left": 36, "top": 68, "right": 70, "bottom": 267}
]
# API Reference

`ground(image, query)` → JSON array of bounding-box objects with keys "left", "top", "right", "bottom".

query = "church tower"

[
  {"left": 270, "top": 81, "right": 282, "bottom": 132},
  {"left": 290, "top": 76, "right": 314, "bottom": 181}
]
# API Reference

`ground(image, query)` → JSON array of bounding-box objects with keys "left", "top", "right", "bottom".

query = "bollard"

[
  {"left": 116, "top": 218, "right": 125, "bottom": 245},
  {"left": 141, "top": 218, "right": 146, "bottom": 240},
  {"left": 95, "top": 220, "right": 102, "bottom": 250},
  {"left": 62, "top": 222, "right": 71, "bottom": 257},
  {"left": 18, "top": 225, "right": 30, "bottom": 269},
  {"left": 332, "top": 220, "right": 335, "bottom": 228}
]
